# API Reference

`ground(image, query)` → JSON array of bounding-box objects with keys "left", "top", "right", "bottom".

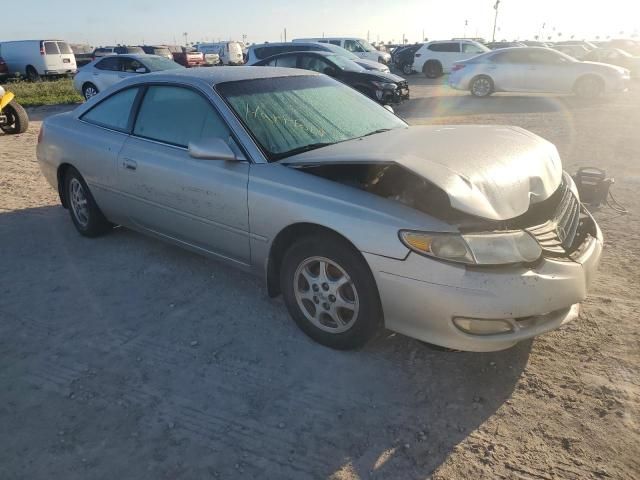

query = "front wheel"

[
  {"left": 402, "top": 62, "right": 413, "bottom": 75},
  {"left": 64, "top": 168, "right": 112, "bottom": 237},
  {"left": 0, "top": 101, "right": 29, "bottom": 134},
  {"left": 574, "top": 76, "right": 604, "bottom": 99},
  {"left": 82, "top": 83, "right": 99, "bottom": 100},
  {"left": 470, "top": 76, "right": 494, "bottom": 97},
  {"left": 280, "top": 236, "right": 382, "bottom": 350}
]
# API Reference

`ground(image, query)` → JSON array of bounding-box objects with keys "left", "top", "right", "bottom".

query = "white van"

[
  {"left": 293, "top": 37, "right": 391, "bottom": 64},
  {"left": 196, "top": 41, "right": 244, "bottom": 65},
  {"left": 0, "top": 40, "right": 77, "bottom": 80}
]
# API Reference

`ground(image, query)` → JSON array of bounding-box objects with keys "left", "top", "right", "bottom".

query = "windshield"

[
  {"left": 217, "top": 75, "right": 406, "bottom": 161},
  {"left": 326, "top": 54, "right": 364, "bottom": 72},
  {"left": 143, "top": 56, "right": 183, "bottom": 71},
  {"left": 322, "top": 43, "right": 360, "bottom": 60},
  {"left": 359, "top": 40, "right": 377, "bottom": 52}
]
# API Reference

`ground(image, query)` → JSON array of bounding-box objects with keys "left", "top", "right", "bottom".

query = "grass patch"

[{"left": 3, "top": 79, "right": 83, "bottom": 107}]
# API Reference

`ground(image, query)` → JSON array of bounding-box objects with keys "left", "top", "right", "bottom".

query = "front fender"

[{"left": 0, "top": 91, "right": 15, "bottom": 111}]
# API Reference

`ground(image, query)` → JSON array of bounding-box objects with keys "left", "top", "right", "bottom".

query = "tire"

[
  {"left": 402, "top": 62, "right": 413, "bottom": 75},
  {"left": 470, "top": 75, "right": 494, "bottom": 97},
  {"left": 574, "top": 75, "right": 604, "bottom": 99},
  {"left": 280, "top": 235, "right": 382, "bottom": 350},
  {"left": 26, "top": 66, "right": 40, "bottom": 82},
  {"left": 63, "top": 167, "right": 112, "bottom": 237},
  {"left": 0, "top": 101, "right": 29, "bottom": 134},
  {"left": 82, "top": 83, "right": 99, "bottom": 100},
  {"left": 423, "top": 60, "right": 443, "bottom": 79}
]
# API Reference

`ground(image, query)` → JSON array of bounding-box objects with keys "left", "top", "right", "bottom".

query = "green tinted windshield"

[
  {"left": 217, "top": 75, "right": 406, "bottom": 161},
  {"left": 144, "top": 57, "right": 184, "bottom": 71}
]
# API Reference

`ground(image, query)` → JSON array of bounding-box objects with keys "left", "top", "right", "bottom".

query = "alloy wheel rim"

[
  {"left": 85, "top": 87, "right": 98, "bottom": 99},
  {"left": 293, "top": 256, "right": 359, "bottom": 334},
  {"left": 473, "top": 78, "right": 491, "bottom": 96},
  {"left": 69, "top": 178, "right": 90, "bottom": 227}
]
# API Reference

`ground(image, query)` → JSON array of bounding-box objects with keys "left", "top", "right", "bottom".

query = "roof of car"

[{"left": 145, "top": 66, "right": 317, "bottom": 84}]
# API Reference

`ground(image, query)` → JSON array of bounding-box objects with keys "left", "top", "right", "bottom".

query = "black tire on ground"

[
  {"left": 82, "top": 82, "right": 99, "bottom": 100},
  {"left": 280, "top": 235, "right": 383, "bottom": 350},
  {"left": 470, "top": 75, "right": 495, "bottom": 97},
  {"left": 63, "top": 167, "right": 113, "bottom": 237},
  {"left": 574, "top": 75, "right": 604, "bottom": 99},
  {"left": 0, "top": 101, "right": 29, "bottom": 134},
  {"left": 423, "top": 60, "right": 443, "bottom": 79},
  {"left": 402, "top": 62, "right": 413, "bottom": 75},
  {"left": 26, "top": 66, "right": 40, "bottom": 82}
]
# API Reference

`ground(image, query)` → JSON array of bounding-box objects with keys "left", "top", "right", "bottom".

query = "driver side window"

[
  {"left": 300, "top": 55, "right": 331, "bottom": 73},
  {"left": 344, "top": 40, "right": 363, "bottom": 53}
]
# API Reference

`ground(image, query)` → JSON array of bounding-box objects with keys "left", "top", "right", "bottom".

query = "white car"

[
  {"left": 196, "top": 42, "right": 244, "bottom": 65},
  {"left": 412, "top": 40, "right": 489, "bottom": 77},
  {"left": 448, "top": 47, "right": 630, "bottom": 98},
  {"left": 293, "top": 38, "right": 391, "bottom": 64},
  {"left": 0, "top": 39, "right": 77, "bottom": 81},
  {"left": 73, "top": 54, "right": 183, "bottom": 100}
]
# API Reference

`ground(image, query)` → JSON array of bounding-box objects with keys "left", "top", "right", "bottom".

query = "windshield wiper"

[
  {"left": 274, "top": 142, "right": 337, "bottom": 160},
  {"left": 360, "top": 128, "right": 392, "bottom": 138}
]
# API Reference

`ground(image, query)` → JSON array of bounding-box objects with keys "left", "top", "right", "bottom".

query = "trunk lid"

[{"left": 281, "top": 125, "right": 563, "bottom": 221}]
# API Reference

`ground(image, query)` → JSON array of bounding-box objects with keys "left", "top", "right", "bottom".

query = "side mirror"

[
  {"left": 383, "top": 104, "right": 395, "bottom": 114},
  {"left": 135, "top": 67, "right": 147, "bottom": 73},
  {"left": 323, "top": 66, "right": 337, "bottom": 77},
  {"left": 188, "top": 138, "right": 238, "bottom": 161}
]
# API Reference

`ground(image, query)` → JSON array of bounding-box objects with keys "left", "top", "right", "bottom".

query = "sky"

[{"left": 5, "top": 0, "right": 639, "bottom": 46}]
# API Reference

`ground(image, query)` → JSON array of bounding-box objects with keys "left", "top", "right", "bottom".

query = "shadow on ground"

[{"left": 0, "top": 205, "right": 531, "bottom": 479}]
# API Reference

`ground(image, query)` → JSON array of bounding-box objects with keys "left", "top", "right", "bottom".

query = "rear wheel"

[
  {"left": 423, "top": 60, "right": 443, "bottom": 79},
  {"left": 574, "top": 75, "right": 604, "bottom": 98},
  {"left": 0, "top": 101, "right": 29, "bottom": 134},
  {"left": 402, "top": 62, "right": 413, "bottom": 75},
  {"left": 280, "top": 235, "right": 382, "bottom": 350},
  {"left": 82, "top": 83, "right": 99, "bottom": 100},
  {"left": 470, "top": 75, "right": 494, "bottom": 97},
  {"left": 63, "top": 168, "right": 112, "bottom": 237},
  {"left": 26, "top": 66, "right": 40, "bottom": 82}
]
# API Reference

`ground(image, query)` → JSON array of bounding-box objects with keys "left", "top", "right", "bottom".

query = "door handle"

[{"left": 122, "top": 158, "right": 137, "bottom": 171}]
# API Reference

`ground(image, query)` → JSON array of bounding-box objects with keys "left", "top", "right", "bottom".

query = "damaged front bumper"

[{"left": 363, "top": 211, "right": 603, "bottom": 352}]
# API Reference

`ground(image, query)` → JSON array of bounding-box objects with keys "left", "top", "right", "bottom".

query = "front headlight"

[
  {"left": 371, "top": 81, "right": 397, "bottom": 90},
  {"left": 399, "top": 230, "right": 542, "bottom": 265}
]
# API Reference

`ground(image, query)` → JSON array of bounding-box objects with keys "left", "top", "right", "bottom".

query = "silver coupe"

[{"left": 37, "top": 68, "right": 603, "bottom": 351}]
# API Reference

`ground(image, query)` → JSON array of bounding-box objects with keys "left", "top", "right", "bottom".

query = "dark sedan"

[{"left": 254, "top": 51, "right": 409, "bottom": 104}]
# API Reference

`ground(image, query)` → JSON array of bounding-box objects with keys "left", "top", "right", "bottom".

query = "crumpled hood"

[{"left": 282, "top": 125, "right": 563, "bottom": 221}]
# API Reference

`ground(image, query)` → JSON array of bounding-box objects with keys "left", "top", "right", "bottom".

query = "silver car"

[
  {"left": 38, "top": 68, "right": 603, "bottom": 352},
  {"left": 448, "top": 47, "right": 630, "bottom": 98},
  {"left": 73, "top": 54, "right": 183, "bottom": 100}
]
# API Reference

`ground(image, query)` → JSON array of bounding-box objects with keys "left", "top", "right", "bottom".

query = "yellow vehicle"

[{"left": 0, "top": 86, "right": 29, "bottom": 134}]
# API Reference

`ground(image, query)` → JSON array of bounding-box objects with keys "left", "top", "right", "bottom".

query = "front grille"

[{"left": 527, "top": 181, "right": 581, "bottom": 255}]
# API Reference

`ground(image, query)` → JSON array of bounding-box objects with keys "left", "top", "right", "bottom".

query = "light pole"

[
  {"left": 492, "top": 1, "right": 501, "bottom": 42},
  {"left": 183, "top": 32, "right": 188, "bottom": 46}
]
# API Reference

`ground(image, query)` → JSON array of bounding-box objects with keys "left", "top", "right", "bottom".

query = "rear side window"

[
  {"left": 428, "top": 43, "right": 460, "bottom": 53},
  {"left": 57, "top": 42, "right": 73, "bottom": 54},
  {"left": 274, "top": 55, "right": 298, "bottom": 68},
  {"left": 462, "top": 43, "right": 486, "bottom": 54},
  {"left": 133, "top": 86, "right": 230, "bottom": 147},
  {"left": 95, "top": 57, "right": 121, "bottom": 71},
  {"left": 44, "top": 42, "right": 59, "bottom": 54},
  {"left": 82, "top": 88, "right": 139, "bottom": 132}
]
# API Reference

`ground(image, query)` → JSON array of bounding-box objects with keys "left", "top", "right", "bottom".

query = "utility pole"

[
  {"left": 464, "top": 19, "right": 468, "bottom": 39},
  {"left": 492, "top": 1, "right": 501, "bottom": 42},
  {"left": 284, "top": 28, "right": 287, "bottom": 42},
  {"left": 183, "top": 32, "right": 188, "bottom": 46}
]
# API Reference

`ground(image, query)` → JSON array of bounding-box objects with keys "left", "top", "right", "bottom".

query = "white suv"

[{"left": 413, "top": 40, "right": 489, "bottom": 78}]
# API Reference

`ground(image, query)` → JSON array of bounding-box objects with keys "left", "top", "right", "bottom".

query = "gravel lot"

[{"left": 1, "top": 77, "right": 638, "bottom": 480}]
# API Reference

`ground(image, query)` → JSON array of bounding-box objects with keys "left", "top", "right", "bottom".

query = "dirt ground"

[{"left": 0, "top": 77, "right": 638, "bottom": 480}]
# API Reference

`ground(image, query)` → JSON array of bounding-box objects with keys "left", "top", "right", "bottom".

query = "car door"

[
  {"left": 523, "top": 49, "right": 575, "bottom": 92},
  {"left": 116, "top": 84, "right": 251, "bottom": 265},
  {"left": 93, "top": 56, "right": 123, "bottom": 91},
  {"left": 488, "top": 50, "right": 530, "bottom": 91},
  {"left": 119, "top": 57, "right": 146, "bottom": 82}
]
